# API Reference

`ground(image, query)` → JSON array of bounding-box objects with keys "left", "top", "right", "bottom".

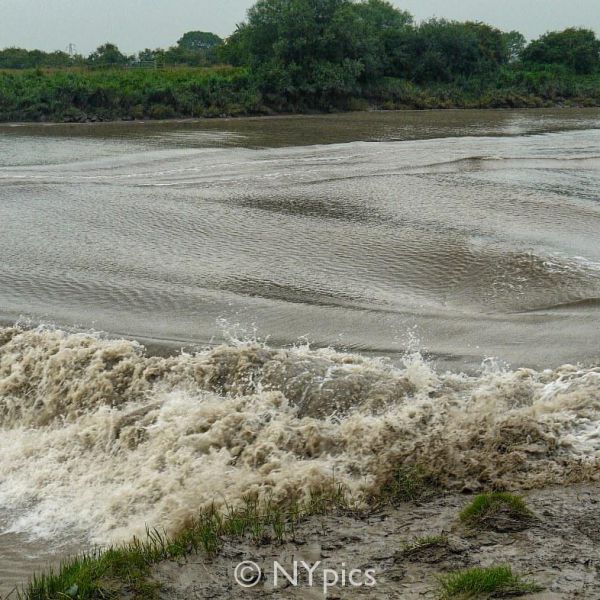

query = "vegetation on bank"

[
  {"left": 437, "top": 566, "right": 542, "bottom": 599},
  {"left": 25, "top": 485, "right": 353, "bottom": 600},
  {"left": 459, "top": 492, "right": 534, "bottom": 532},
  {"left": 22, "top": 475, "right": 544, "bottom": 600},
  {"left": 0, "top": 67, "right": 262, "bottom": 122},
  {"left": 23, "top": 465, "right": 435, "bottom": 600},
  {"left": 0, "top": 32, "right": 224, "bottom": 70},
  {"left": 2, "top": 64, "right": 599, "bottom": 124},
  {"left": 2, "top": 0, "right": 600, "bottom": 122}
]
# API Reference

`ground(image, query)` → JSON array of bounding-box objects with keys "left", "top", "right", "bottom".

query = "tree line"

[
  {"left": 2, "top": 0, "right": 599, "bottom": 81},
  {"left": 220, "top": 0, "right": 600, "bottom": 107},
  {"left": 1, "top": 0, "right": 599, "bottom": 121},
  {"left": 0, "top": 31, "right": 224, "bottom": 69}
]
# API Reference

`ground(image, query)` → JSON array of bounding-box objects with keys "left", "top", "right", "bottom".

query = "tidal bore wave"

[{"left": 0, "top": 325, "right": 599, "bottom": 545}]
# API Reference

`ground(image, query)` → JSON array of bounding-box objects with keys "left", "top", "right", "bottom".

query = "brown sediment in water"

[{"left": 0, "top": 325, "right": 599, "bottom": 550}]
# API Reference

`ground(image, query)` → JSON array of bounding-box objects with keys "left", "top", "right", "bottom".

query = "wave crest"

[{"left": 0, "top": 326, "right": 599, "bottom": 543}]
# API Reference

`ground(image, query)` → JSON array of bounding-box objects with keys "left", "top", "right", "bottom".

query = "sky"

[{"left": 0, "top": 0, "right": 599, "bottom": 56}]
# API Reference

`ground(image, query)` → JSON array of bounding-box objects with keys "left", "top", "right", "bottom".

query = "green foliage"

[
  {"left": 0, "top": 48, "right": 81, "bottom": 69},
  {"left": 2, "top": 4, "right": 600, "bottom": 120},
  {"left": 501, "top": 31, "right": 526, "bottom": 63},
  {"left": 375, "top": 465, "right": 436, "bottom": 505},
  {"left": 150, "top": 31, "right": 226, "bottom": 67},
  {"left": 437, "top": 565, "right": 542, "bottom": 599},
  {"left": 24, "top": 485, "right": 353, "bottom": 600},
  {"left": 177, "top": 31, "right": 224, "bottom": 51},
  {"left": 26, "top": 543, "right": 161, "bottom": 600},
  {"left": 523, "top": 28, "right": 600, "bottom": 74},
  {"left": 2, "top": 61, "right": 600, "bottom": 123},
  {"left": 224, "top": 0, "right": 415, "bottom": 107},
  {"left": 86, "top": 43, "right": 130, "bottom": 68},
  {"left": 459, "top": 492, "right": 533, "bottom": 530},
  {"left": 388, "top": 19, "right": 508, "bottom": 83},
  {"left": 0, "top": 67, "right": 262, "bottom": 122}
]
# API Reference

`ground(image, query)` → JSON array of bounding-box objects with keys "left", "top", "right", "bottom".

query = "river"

[{"left": 0, "top": 109, "right": 599, "bottom": 593}]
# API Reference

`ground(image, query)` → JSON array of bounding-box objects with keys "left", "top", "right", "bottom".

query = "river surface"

[
  {"left": 1, "top": 109, "right": 600, "bottom": 593},
  {"left": 2, "top": 110, "right": 600, "bottom": 368}
]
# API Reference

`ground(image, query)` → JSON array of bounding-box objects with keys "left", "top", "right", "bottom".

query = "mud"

[{"left": 153, "top": 483, "right": 600, "bottom": 599}]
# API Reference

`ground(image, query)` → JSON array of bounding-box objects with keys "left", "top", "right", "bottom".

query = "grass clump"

[
  {"left": 402, "top": 534, "right": 449, "bottom": 557},
  {"left": 438, "top": 565, "right": 542, "bottom": 599},
  {"left": 459, "top": 493, "right": 533, "bottom": 532},
  {"left": 375, "top": 465, "right": 437, "bottom": 506},
  {"left": 398, "top": 533, "right": 451, "bottom": 564}
]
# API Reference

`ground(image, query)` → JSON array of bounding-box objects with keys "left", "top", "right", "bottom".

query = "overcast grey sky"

[{"left": 1, "top": 0, "right": 599, "bottom": 55}]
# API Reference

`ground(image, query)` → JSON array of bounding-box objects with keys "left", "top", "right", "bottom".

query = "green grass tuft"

[
  {"left": 376, "top": 465, "right": 436, "bottom": 506},
  {"left": 438, "top": 565, "right": 542, "bottom": 599},
  {"left": 459, "top": 493, "right": 533, "bottom": 530}
]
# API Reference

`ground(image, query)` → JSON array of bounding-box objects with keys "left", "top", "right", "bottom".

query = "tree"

[
  {"left": 522, "top": 28, "right": 600, "bottom": 74},
  {"left": 137, "top": 48, "right": 163, "bottom": 62},
  {"left": 0, "top": 47, "right": 76, "bottom": 69},
  {"left": 87, "top": 43, "right": 129, "bottom": 67},
  {"left": 177, "top": 31, "right": 224, "bottom": 50},
  {"left": 351, "top": 0, "right": 412, "bottom": 31},
  {"left": 501, "top": 30, "right": 526, "bottom": 63},
  {"left": 346, "top": 0, "right": 413, "bottom": 78},
  {"left": 387, "top": 19, "right": 507, "bottom": 83},
  {"left": 223, "top": 0, "right": 415, "bottom": 106}
]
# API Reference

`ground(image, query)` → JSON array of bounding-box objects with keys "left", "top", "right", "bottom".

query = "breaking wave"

[{"left": 0, "top": 325, "right": 599, "bottom": 544}]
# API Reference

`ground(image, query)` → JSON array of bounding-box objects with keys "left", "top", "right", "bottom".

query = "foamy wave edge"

[{"left": 0, "top": 325, "right": 598, "bottom": 544}]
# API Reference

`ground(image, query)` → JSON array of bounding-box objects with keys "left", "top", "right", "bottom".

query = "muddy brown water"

[
  {"left": 1, "top": 109, "right": 600, "bottom": 368},
  {"left": 1, "top": 108, "right": 600, "bottom": 593}
]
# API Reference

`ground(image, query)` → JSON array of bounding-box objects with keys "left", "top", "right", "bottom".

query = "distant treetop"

[
  {"left": 177, "top": 31, "right": 224, "bottom": 51},
  {"left": 522, "top": 28, "right": 600, "bottom": 74}
]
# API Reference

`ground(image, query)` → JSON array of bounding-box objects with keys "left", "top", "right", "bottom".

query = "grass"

[
  {"left": 1, "top": 64, "right": 599, "bottom": 123},
  {"left": 0, "top": 66, "right": 263, "bottom": 123},
  {"left": 437, "top": 565, "right": 542, "bottom": 599},
  {"left": 23, "top": 484, "right": 354, "bottom": 600},
  {"left": 374, "top": 465, "right": 437, "bottom": 506},
  {"left": 459, "top": 493, "right": 533, "bottom": 531},
  {"left": 23, "top": 466, "right": 440, "bottom": 599},
  {"left": 401, "top": 534, "right": 449, "bottom": 558}
]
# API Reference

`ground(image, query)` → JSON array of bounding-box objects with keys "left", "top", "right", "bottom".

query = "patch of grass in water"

[
  {"left": 459, "top": 492, "right": 533, "bottom": 531},
  {"left": 375, "top": 465, "right": 437, "bottom": 506},
  {"left": 438, "top": 565, "right": 542, "bottom": 599}
]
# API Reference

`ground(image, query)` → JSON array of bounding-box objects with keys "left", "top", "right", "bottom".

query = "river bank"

[
  {"left": 2, "top": 98, "right": 600, "bottom": 128},
  {"left": 153, "top": 483, "right": 600, "bottom": 600},
  {"left": 1, "top": 67, "right": 600, "bottom": 124},
  {"left": 19, "top": 482, "right": 600, "bottom": 599}
]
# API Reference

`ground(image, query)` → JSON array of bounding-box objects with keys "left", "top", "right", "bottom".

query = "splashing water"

[{"left": 0, "top": 325, "right": 598, "bottom": 547}]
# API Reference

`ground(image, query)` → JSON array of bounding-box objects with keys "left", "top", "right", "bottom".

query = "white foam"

[{"left": 0, "top": 325, "right": 599, "bottom": 545}]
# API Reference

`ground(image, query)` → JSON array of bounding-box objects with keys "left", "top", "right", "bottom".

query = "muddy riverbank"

[{"left": 154, "top": 483, "right": 600, "bottom": 599}]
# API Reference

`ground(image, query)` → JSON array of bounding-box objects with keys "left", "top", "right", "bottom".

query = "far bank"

[{"left": 1, "top": 66, "right": 600, "bottom": 124}]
